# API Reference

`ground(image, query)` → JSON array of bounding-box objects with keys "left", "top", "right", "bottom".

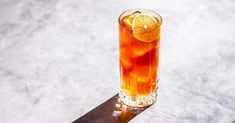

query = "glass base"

[{"left": 119, "top": 90, "right": 157, "bottom": 107}]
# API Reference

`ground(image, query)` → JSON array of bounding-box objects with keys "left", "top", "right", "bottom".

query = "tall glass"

[{"left": 119, "top": 9, "right": 162, "bottom": 107}]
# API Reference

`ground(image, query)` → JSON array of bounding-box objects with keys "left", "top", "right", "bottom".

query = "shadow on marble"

[{"left": 73, "top": 94, "right": 150, "bottom": 123}]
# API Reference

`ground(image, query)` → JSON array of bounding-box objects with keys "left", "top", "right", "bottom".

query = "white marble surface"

[{"left": 0, "top": 0, "right": 235, "bottom": 123}]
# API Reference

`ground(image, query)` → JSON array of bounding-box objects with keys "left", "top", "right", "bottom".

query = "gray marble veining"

[{"left": 0, "top": 0, "right": 235, "bottom": 123}]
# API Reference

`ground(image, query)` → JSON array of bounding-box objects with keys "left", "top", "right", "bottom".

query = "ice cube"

[
  {"left": 129, "top": 67, "right": 157, "bottom": 95},
  {"left": 122, "top": 11, "right": 141, "bottom": 30},
  {"left": 120, "top": 47, "right": 133, "bottom": 69},
  {"left": 131, "top": 40, "right": 159, "bottom": 57}
]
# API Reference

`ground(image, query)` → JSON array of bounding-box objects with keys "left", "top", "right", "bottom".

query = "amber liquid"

[{"left": 119, "top": 16, "right": 160, "bottom": 97}]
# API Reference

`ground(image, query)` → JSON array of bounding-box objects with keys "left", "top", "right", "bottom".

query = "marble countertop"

[{"left": 0, "top": 0, "right": 235, "bottom": 123}]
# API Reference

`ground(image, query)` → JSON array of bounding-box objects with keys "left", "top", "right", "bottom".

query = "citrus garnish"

[
  {"left": 132, "top": 13, "right": 159, "bottom": 42},
  {"left": 122, "top": 11, "right": 141, "bottom": 29}
]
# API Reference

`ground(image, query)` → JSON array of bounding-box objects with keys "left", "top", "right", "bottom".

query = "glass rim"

[{"left": 118, "top": 9, "right": 162, "bottom": 32}]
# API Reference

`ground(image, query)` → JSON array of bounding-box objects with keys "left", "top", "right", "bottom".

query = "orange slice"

[
  {"left": 122, "top": 11, "right": 141, "bottom": 29},
  {"left": 132, "top": 13, "right": 159, "bottom": 42}
]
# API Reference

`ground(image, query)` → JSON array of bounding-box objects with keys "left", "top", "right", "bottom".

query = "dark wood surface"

[{"left": 73, "top": 94, "right": 150, "bottom": 123}]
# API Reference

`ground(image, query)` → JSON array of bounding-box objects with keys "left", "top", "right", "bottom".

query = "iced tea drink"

[{"left": 119, "top": 9, "right": 162, "bottom": 107}]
